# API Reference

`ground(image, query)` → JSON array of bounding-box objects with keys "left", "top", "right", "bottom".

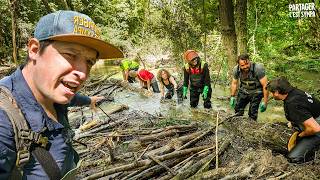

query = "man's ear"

[{"left": 27, "top": 38, "right": 40, "bottom": 60}]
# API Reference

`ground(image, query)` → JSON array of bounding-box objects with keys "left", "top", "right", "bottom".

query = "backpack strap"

[
  {"left": 0, "top": 86, "right": 62, "bottom": 179},
  {"left": 0, "top": 86, "right": 34, "bottom": 167}
]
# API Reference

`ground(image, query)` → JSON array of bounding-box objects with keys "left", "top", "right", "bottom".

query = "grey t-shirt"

[{"left": 232, "top": 63, "right": 265, "bottom": 80}]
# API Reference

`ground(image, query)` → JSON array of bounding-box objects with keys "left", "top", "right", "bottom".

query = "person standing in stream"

[{"left": 182, "top": 50, "right": 212, "bottom": 109}]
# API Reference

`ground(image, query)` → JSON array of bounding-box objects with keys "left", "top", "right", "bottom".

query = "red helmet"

[{"left": 183, "top": 50, "right": 199, "bottom": 62}]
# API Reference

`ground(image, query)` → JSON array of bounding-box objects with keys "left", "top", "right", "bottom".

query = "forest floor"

[{"left": 69, "top": 74, "right": 320, "bottom": 180}]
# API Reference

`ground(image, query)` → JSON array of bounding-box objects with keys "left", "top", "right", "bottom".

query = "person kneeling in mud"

[
  {"left": 157, "top": 69, "right": 183, "bottom": 103},
  {"left": 129, "top": 69, "right": 160, "bottom": 94},
  {"left": 267, "top": 77, "right": 320, "bottom": 163}
]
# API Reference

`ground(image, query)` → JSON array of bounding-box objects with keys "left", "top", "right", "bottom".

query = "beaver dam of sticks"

[{"left": 69, "top": 75, "right": 320, "bottom": 180}]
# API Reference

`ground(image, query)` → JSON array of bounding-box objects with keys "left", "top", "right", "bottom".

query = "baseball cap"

[{"left": 34, "top": 10, "right": 123, "bottom": 59}]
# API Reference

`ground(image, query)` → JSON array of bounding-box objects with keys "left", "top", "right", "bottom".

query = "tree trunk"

[
  {"left": 7, "top": 0, "right": 18, "bottom": 66},
  {"left": 58, "top": 0, "right": 70, "bottom": 10},
  {"left": 202, "top": 0, "right": 207, "bottom": 61},
  {"left": 219, "top": 0, "right": 237, "bottom": 76},
  {"left": 66, "top": 0, "right": 74, "bottom": 10},
  {"left": 41, "top": 0, "right": 52, "bottom": 13},
  {"left": 235, "top": 0, "right": 248, "bottom": 55}
]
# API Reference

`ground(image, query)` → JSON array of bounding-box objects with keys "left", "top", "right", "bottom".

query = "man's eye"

[
  {"left": 62, "top": 53, "right": 75, "bottom": 60},
  {"left": 87, "top": 59, "right": 96, "bottom": 67}
]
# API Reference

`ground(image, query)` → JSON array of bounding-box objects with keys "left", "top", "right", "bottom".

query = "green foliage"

[{"left": 0, "top": 0, "right": 319, "bottom": 95}]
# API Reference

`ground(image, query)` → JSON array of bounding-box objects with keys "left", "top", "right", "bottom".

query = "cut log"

[
  {"left": 74, "top": 117, "right": 129, "bottom": 140},
  {"left": 172, "top": 139, "right": 231, "bottom": 179},
  {"left": 186, "top": 167, "right": 231, "bottom": 180},
  {"left": 145, "top": 131, "right": 202, "bottom": 157}
]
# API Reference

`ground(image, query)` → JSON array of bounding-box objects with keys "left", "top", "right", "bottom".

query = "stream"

[{"left": 90, "top": 59, "right": 317, "bottom": 124}]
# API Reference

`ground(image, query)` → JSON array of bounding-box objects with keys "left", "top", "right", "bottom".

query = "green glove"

[
  {"left": 259, "top": 102, "right": 267, "bottom": 112},
  {"left": 183, "top": 86, "right": 188, "bottom": 98},
  {"left": 230, "top": 96, "right": 236, "bottom": 109},
  {"left": 202, "top": 86, "right": 209, "bottom": 99}
]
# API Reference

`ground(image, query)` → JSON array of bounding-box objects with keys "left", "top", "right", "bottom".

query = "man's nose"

[{"left": 72, "top": 60, "right": 88, "bottom": 80}]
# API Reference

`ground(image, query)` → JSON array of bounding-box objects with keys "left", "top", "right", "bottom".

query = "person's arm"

[
  {"left": 0, "top": 110, "right": 17, "bottom": 179},
  {"left": 259, "top": 76, "right": 269, "bottom": 105},
  {"left": 146, "top": 79, "right": 151, "bottom": 91},
  {"left": 169, "top": 76, "right": 178, "bottom": 90},
  {"left": 230, "top": 78, "right": 238, "bottom": 97},
  {"left": 203, "top": 64, "right": 211, "bottom": 86},
  {"left": 69, "top": 94, "right": 104, "bottom": 110},
  {"left": 298, "top": 117, "right": 320, "bottom": 137},
  {"left": 159, "top": 82, "right": 165, "bottom": 97},
  {"left": 69, "top": 93, "right": 91, "bottom": 107},
  {"left": 123, "top": 70, "right": 129, "bottom": 81},
  {"left": 183, "top": 67, "right": 189, "bottom": 87}
]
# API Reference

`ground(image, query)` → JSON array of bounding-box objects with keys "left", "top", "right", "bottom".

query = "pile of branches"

[
  {"left": 72, "top": 108, "right": 229, "bottom": 180},
  {"left": 69, "top": 74, "right": 320, "bottom": 179}
]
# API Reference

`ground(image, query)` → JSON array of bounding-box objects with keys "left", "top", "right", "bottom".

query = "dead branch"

[{"left": 220, "top": 163, "right": 255, "bottom": 180}]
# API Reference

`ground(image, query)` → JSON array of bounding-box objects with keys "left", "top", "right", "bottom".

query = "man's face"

[
  {"left": 239, "top": 59, "right": 250, "bottom": 72},
  {"left": 30, "top": 40, "right": 97, "bottom": 104},
  {"left": 270, "top": 91, "right": 282, "bottom": 100}
]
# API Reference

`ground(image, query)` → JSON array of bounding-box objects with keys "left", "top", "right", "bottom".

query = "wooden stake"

[{"left": 215, "top": 111, "right": 219, "bottom": 169}]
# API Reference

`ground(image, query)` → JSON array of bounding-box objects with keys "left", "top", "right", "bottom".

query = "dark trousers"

[
  {"left": 288, "top": 133, "right": 320, "bottom": 163},
  {"left": 235, "top": 91, "right": 263, "bottom": 120},
  {"left": 143, "top": 81, "right": 160, "bottom": 93},
  {"left": 165, "top": 85, "right": 183, "bottom": 102},
  {"left": 190, "top": 86, "right": 212, "bottom": 109},
  {"left": 128, "top": 67, "right": 139, "bottom": 83},
  {"left": 128, "top": 76, "right": 136, "bottom": 83}
]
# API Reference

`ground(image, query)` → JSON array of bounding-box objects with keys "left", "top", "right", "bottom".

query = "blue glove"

[
  {"left": 202, "top": 86, "right": 209, "bottom": 99},
  {"left": 183, "top": 86, "right": 188, "bottom": 98},
  {"left": 230, "top": 96, "right": 236, "bottom": 109},
  {"left": 259, "top": 102, "right": 267, "bottom": 112}
]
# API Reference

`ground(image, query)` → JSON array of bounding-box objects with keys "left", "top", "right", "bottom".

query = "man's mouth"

[{"left": 61, "top": 81, "right": 79, "bottom": 93}]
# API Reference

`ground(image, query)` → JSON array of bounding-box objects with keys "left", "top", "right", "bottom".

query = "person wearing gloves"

[
  {"left": 182, "top": 50, "right": 212, "bottom": 109},
  {"left": 229, "top": 54, "right": 269, "bottom": 121}
]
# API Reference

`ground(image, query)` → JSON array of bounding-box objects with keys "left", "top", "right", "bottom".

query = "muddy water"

[{"left": 91, "top": 60, "right": 288, "bottom": 123}]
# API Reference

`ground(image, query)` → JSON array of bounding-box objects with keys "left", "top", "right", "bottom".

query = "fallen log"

[
  {"left": 220, "top": 163, "right": 255, "bottom": 180},
  {"left": 145, "top": 131, "right": 202, "bottom": 157},
  {"left": 85, "top": 72, "right": 118, "bottom": 88},
  {"left": 186, "top": 167, "right": 231, "bottom": 180},
  {"left": 172, "top": 139, "right": 231, "bottom": 179},
  {"left": 129, "top": 158, "right": 184, "bottom": 180},
  {"left": 74, "top": 117, "right": 129, "bottom": 140}
]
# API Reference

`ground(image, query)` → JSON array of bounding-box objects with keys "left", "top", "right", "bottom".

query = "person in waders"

[
  {"left": 0, "top": 10, "right": 123, "bottom": 179},
  {"left": 267, "top": 77, "right": 320, "bottom": 163},
  {"left": 229, "top": 54, "right": 269, "bottom": 121},
  {"left": 157, "top": 69, "right": 183, "bottom": 103},
  {"left": 182, "top": 50, "right": 212, "bottom": 109}
]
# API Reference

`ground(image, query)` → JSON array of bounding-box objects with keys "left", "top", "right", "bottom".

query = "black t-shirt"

[{"left": 284, "top": 88, "right": 320, "bottom": 129}]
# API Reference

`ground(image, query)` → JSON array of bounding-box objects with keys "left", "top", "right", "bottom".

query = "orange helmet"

[{"left": 183, "top": 50, "right": 199, "bottom": 62}]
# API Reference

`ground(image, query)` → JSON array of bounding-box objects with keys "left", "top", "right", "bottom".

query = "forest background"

[{"left": 1, "top": 0, "right": 319, "bottom": 98}]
